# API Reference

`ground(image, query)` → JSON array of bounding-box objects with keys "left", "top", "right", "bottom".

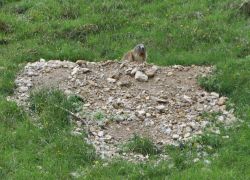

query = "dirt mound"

[{"left": 10, "top": 59, "right": 237, "bottom": 161}]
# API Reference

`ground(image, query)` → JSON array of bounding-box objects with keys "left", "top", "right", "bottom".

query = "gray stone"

[
  {"left": 82, "top": 68, "right": 90, "bottom": 73},
  {"left": 156, "top": 105, "right": 165, "bottom": 112},
  {"left": 19, "top": 86, "right": 29, "bottom": 93},
  {"left": 135, "top": 71, "right": 148, "bottom": 82}
]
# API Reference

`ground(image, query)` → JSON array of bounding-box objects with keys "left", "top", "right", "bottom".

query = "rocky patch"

[{"left": 9, "top": 59, "right": 237, "bottom": 162}]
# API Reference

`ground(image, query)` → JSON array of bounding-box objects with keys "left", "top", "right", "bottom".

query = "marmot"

[{"left": 122, "top": 44, "right": 147, "bottom": 62}]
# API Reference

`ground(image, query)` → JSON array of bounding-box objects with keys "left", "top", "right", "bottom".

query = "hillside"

[{"left": 0, "top": 0, "right": 250, "bottom": 179}]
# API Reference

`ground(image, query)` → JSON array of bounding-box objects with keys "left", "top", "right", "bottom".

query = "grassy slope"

[{"left": 0, "top": 0, "right": 250, "bottom": 179}]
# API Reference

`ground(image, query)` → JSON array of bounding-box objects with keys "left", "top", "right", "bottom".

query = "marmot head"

[{"left": 134, "top": 44, "right": 146, "bottom": 57}]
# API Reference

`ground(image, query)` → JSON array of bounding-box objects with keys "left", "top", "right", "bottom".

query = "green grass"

[
  {"left": 123, "top": 134, "right": 159, "bottom": 156},
  {"left": 0, "top": 91, "right": 96, "bottom": 179},
  {"left": 0, "top": 0, "right": 250, "bottom": 179}
]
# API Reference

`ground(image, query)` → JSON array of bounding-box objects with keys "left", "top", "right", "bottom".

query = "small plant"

[
  {"left": 124, "top": 134, "right": 159, "bottom": 156},
  {"left": 199, "top": 112, "right": 221, "bottom": 123},
  {"left": 67, "top": 94, "right": 84, "bottom": 113},
  {"left": 196, "top": 133, "right": 222, "bottom": 150},
  {"left": 0, "top": 20, "right": 12, "bottom": 33},
  {"left": 92, "top": 110, "right": 106, "bottom": 121},
  {"left": 29, "top": 89, "right": 83, "bottom": 132}
]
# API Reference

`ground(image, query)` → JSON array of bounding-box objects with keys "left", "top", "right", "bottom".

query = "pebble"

[
  {"left": 19, "top": 86, "right": 29, "bottom": 93},
  {"left": 156, "top": 105, "right": 165, "bottom": 112},
  {"left": 82, "top": 68, "right": 90, "bottom": 73},
  {"left": 184, "top": 133, "right": 191, "bottom": 138},
  {"left": 98, "top": 131, "right": 104, "bottom": 137},
  {"left": 211, "top": 92, "right": 219, "bottom": 98},
  {"left": 167, "top": 72, "right": 173, "bottom": 76},
  {"left": 172, "top": 134, "right": 180, "bottom": 140},
  {"left": 107, "top": 78, "right": 116, "bottom": 83},
  {"left": 71, "top": 67, "right": 79, "bottom": 76}
]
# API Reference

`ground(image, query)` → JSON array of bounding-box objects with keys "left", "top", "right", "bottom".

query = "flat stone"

[
  {"left": 184, "top": 133, "right": 190, "bottom": 138},
  {"left": 107, "top": 78, "right": 116, "bottom": 83},
  {"left": 82, "top": 68, "right": 90, "bottom": 73},
  {"left": 156, "top": 98, "right": 168, "bottom": 103},
  {"left": 172, "top": 134, "right": 179, "bottom": 140},
  {"left": 211, "top": 92, "right": 219, "bottom": 98},
  {"left": 167, "top": 72, "right": 173, "bottom": 76},
  {"left": 156, "top": 105, "right": 165, "bottom": 112}
]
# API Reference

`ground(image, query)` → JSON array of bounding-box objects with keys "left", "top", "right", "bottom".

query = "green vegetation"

[
  {"left": 0, "top": 0, "right": 250, "bottom": 179},
  {"left": 92, "top": 110, "right": 106, "bottom": 121},
  {"left": 0, "top": 90, "right": 96, "bottom": 179},
  {"left": 124, "top": 134, "right": 159, "bottom": 156}
]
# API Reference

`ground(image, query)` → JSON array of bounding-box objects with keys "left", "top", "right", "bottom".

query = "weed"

[
  {"left": 29, "top": 89, "right": 83, "bottom": 132},
  {"left": 124, "top": 134, "right": 159, "bottom": 156},
  {"left": 92, "top": 110, "right": 106, "bottom": 121}
]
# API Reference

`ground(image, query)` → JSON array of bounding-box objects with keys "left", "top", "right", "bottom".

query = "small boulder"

[
  {"left": 135, "top": 71, "right": 148, "bottom": 82},
  {"left": 145, "top": 65, "right": 158, "bottom": 78}
]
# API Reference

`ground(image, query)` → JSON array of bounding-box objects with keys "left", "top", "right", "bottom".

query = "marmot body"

[{"left": 122, "top": 44, "right": 147, "bottom": 62}]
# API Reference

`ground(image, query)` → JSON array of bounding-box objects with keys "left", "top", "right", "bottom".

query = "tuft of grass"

[
  {"left": 124, "top": 134, "right": 159, "bottom": 156},
  {"left": 29, "top": 89, "right": 83, "bottom": 133},
  {"left": 0, "top": 95, "right": 96, "bottom": 179},
  {"left": 0, "top": 96, "right": 26, "bottom": 128},
  {"left": 92, "top": 110, "right": 106, "bottom": 121}
]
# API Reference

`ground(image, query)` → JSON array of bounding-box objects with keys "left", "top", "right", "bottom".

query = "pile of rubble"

[{"left": 10, "top": 59, "right": 237, "bottom": 161}]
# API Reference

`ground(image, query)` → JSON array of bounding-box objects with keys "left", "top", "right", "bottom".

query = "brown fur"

[{"left": 122, "top": 44, "right": 147, "bottom": 62}]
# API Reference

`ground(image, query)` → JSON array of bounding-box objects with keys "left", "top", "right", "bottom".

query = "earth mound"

[{"left": 10, "top": 59, "right": 236, "bottom": 161}]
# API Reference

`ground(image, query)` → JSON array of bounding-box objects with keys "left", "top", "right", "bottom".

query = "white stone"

[
  {"left": 107, "top": 78, "right": 116, "bottom": 83},
  {"left": 172, "top": 134, "right": 179, "bottom": 140},
  {"left": 98, "top": 131, "right": 104, "bottom": 137},
  {"left": 19, "top": 86, "right": 29, "bottom": 93},
  {"left": 135, "top": 71, "right": 148, "bottom": 82},
  {"left": 164, "top": 128, "right": 172, "bottom": 134},
  {"left": 137, "top": 110, "right": 146, "bottom": 116},
  {"left": 183, "top": 95, "right": 192, "bottom": 103},
  {"left": 82, "top": 68, "right": 90, "bottom": 73},
  {"left": 156, "top": 105, "right": 165, "bottom": 112},
  {"left": 131, "top": 67, "right": 139, "bottom": 75},
  {"left": 211, "top": 92, "right": 219, "bottom": 98},
  {"left": 167, "top": 72, "right": 173, "bottom": 76},
  {"left": 184, "top": 133, "right": 190, "bottom": 138},
  {"left": 71, "top": 67, "right": 79, "bottom": 76}
]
